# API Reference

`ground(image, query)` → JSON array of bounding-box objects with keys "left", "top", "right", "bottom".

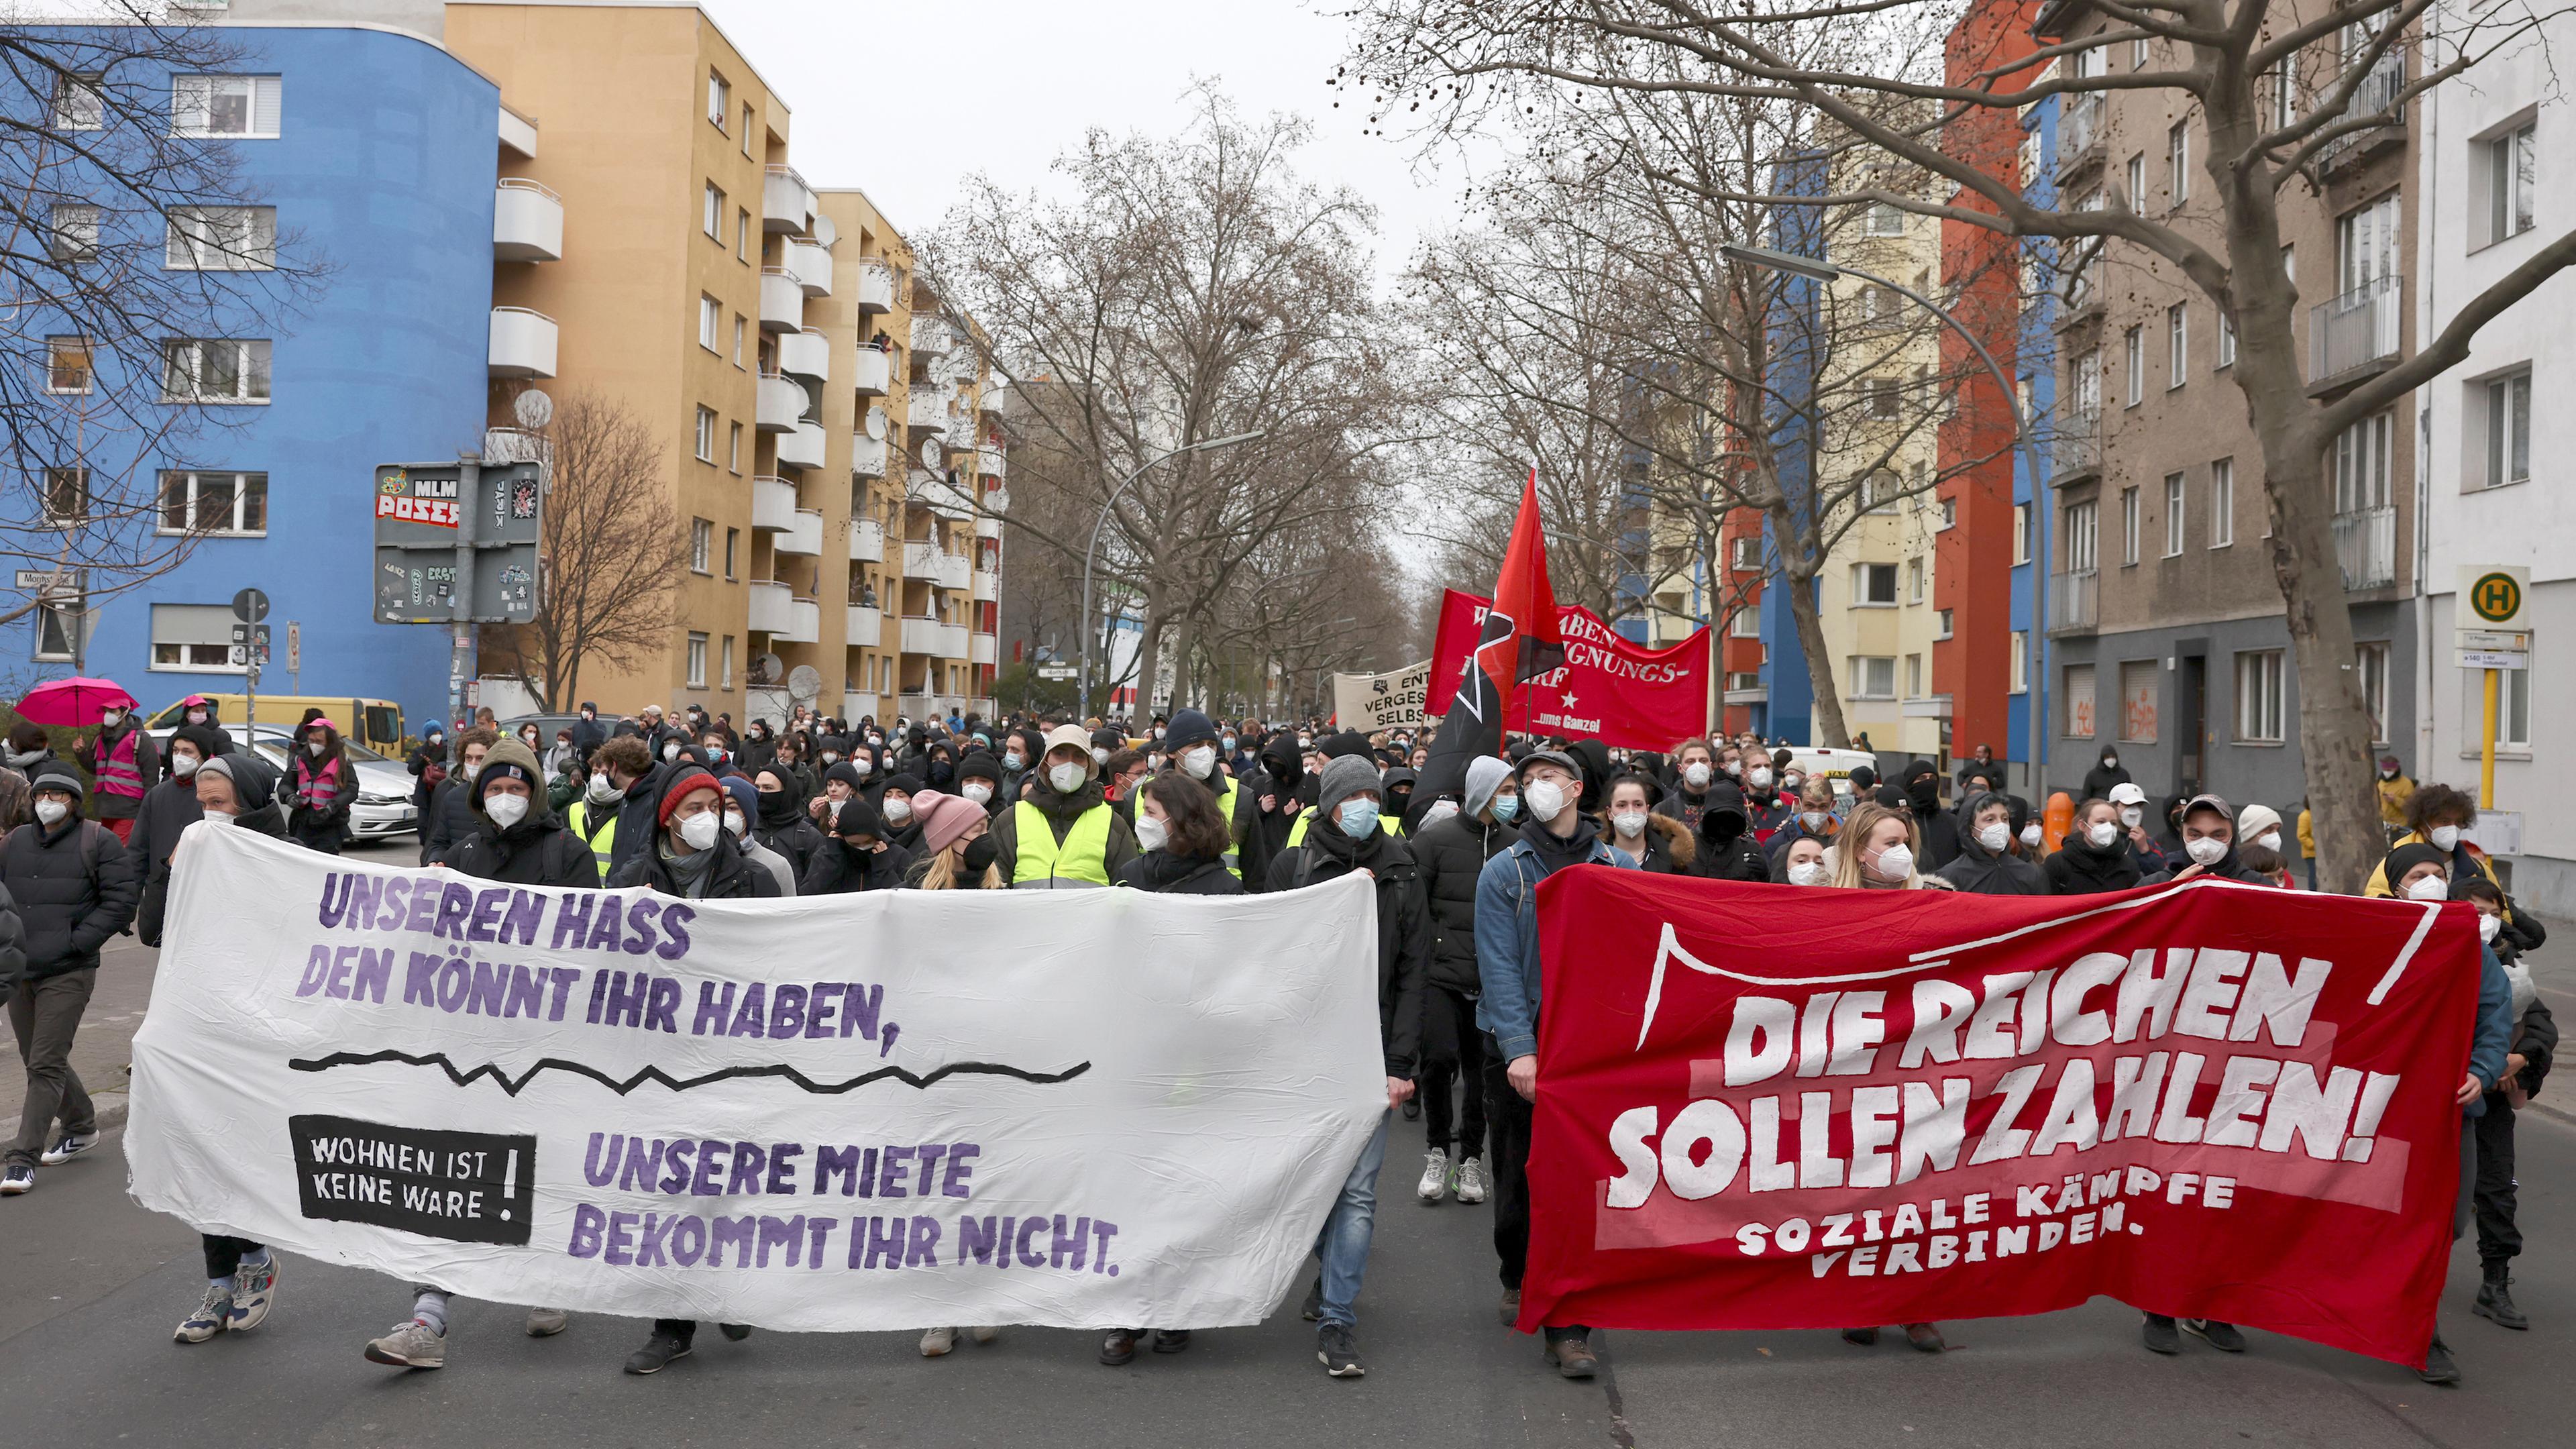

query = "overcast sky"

[{"left": 696, "top": 0, "right": 1476, "bottom": 283}]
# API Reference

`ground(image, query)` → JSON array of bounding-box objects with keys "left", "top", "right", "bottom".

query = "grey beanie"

[
  {"left": 1315, "top": 754, "right": 1384, "bottom": 818},
  {"left": 1516, "top": 747, "right": 1581, "bottom": 784},
  {"left": 1464, "top": 755, "right": 1511, "bottom": 820}
]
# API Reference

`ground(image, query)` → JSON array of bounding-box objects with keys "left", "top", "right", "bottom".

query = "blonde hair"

[
  {"left": 1830, "top": 801, "right": 1921, "bottom": 890},
  {"left": 917, "top": 840, "right": 1000, "bottom": 891}
]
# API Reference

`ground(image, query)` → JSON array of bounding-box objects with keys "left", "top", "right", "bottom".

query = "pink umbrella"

[{"left": 16, "top": 677, "right": 138, "bottom": 727}]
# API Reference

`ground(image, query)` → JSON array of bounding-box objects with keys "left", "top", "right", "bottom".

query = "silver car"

[{"left": 152, "top": 724, "right": 419, "bottom": 839}]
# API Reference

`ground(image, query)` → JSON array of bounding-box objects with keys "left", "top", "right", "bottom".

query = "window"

[
  {"left": 2335, "top": 410, "right": 2394, "bottom": 511},
  {"left": 166, "top": 207, "right": 274, "bottom": 270},
  {"left": 2009, "top": 631, "right": 2029, "bottom": 694},
  {"left": 1864, "top": 203, "right": 1905, "bottom": 236},
  {"left": 698, "top": 294, "right": 722, "bottom": 352},
  {"left": 2482, "top": 121, "right": 2536, "bottom": 247},
  {"left": 2466, "top": 665, "right": 2531, "bottom": 751},
  {"left": 43, "top": 466, "right": 87, "bottom": 525},
  {"left": 172, "top": 74, "right": 281, "bottom": 138},
  {"left": 34, "top": 602, "right": 79, "bottom": 662},
  {"left": 2268, "top": 60, "right": 2299, "bottom": 131},
  {"left": 2357, "top": 641, "right": 2390, "bottom": 744},
  {"left": 1849, "top": 655, "right": 1897, "bottom": 699},
  {"left": 724, "top": 527, "right": 740, "bottom": 580},
  {"left": 2237, "top": 650, "right": 2288, "bottom": 743},
  {"left": 2123, "top": 326, "right": 2144, "bottom": 407},
  {"left": 1864, "top": 377, "right": 1898, "bottom": 419},
  {"left": 46, "top": 336, "right": 92, "bottom": 394},
  {"left": 2216, "top": 305, "right": 2237, "bottom": 368},
  {"left": 1731, "top": 536, "right": 1762, "bottom": 570},
  {"left": 1907, "top": 556, "right": 1927, "bottom": 604},
  {"left": 1936, "top": 608, "right": 1954, "bottom": 639},
  {"left": 1940, "top": 497, "right": 1957, "bottom": 530},
  {"left": 2064, "top": 663, "right": 2098, "bottom": 738},
  {"left": 2167, "top": 121, "right": 2190, "bottom": 207},
  {"left": 708, "top": 70, "right": 730, "bottom": 130},
  {"left": 51, "top": 71, "right": 101, "bottom": 131},
  {"left": 2014, "top": 502, "right": 2032, "bottom": 564},
  {"left": 686, "top": 632, "right": 709, "bottom": 689},
  {"left": 733, "top": 315, "right": 746, "bottom": 367},
  {"left": 2166, "top": 304, "right": 2187, "bottom": 386},
  {"left": 720, "top": 635, "right": 736, "bottom": 690},
  {"left": 2483, "top": 369, "right": 2530, "bottom": 488},
  {"left": 2208, "top": 458, "right": 2233, "bottom": 548},
  {"left": 1862, "top": 468, "right": 1898, "bottom": 511},
  {"left": 1730, "top": 607, "right": 1761, "bottom": 638},
  {"left": 2121, "top": 659, "right": 2160, "bottom": 742},
  {"left": 2120, "top": 485, "right": 2141, "bottom": 565},
  {"left": 1852, "top": 561, "right": 1898, "bottom": 606},
  {"left": 156, "top": 470, "right": 266, "bottom": 535},
  {"left": 1905, "top": 653, "right": 1924, "bottom": 698},
  {"left": 161, "top": 339, "right": 270, "bottom": 403},
  {"left": 2163, "top": 472, "right": 2185, "bottom": 555},
  {"left": 151, "top": 603, "right": 242, "bottom": 672},
  {"left": 737, "top": 208, "right": 751, "bottom": 262},
  {"left": 48, "top": 203, "right": 98, "bottom": 263},
  {"left": 694, "top": 406, "right": 716, "bottom": 463},
  {"left": 704, "top": 182, "right": 724, "bottom": 239},
  {"left": 690, "top": 518, "right": 712, "bottom": 574},
  {"left": 2125, "top": 154, "right": 2144, "bottom": 213},
  {"left": 2337, "top": 194, "right": 2401, "bottom": 294},
  {"left": 728, "top": 421, "right": 743, "bottom": 473},
  {"left": 2132, "top": 37, "right": 2150, "bottom": 68},
  {"left": 2065, "top": 499, "right": 2099, "bottom": 572}
]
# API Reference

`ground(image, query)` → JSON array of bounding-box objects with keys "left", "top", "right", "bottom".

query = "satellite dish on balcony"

[
  {"left": 748, "top": 651, "right": 784, "bottom": 687},
  {"left": 513, "top": 389, "right": 553, "bottom": 429},
  {"left": 864, "top": 407, "right": 887, "bottom": 441},
  {"left": 787, "top": 664, "right": 822, "bottom": 704},
  {"left": 918, "top": 437, "right": 940, "bottom": 468}
]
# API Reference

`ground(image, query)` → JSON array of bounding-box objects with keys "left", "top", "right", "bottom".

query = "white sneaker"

[
  {"left": 175, "top": 1285, "right": 231, "bottom": 1343},
  {"left": 1453, "top": 1155, "right": 1488, "bottom": 1205},
  {"left": 969, "top": 1325, "right": 1001, "bottom": 1344},
  {"left": 919, "top": 1326, "right": 957, "bottom": 1357},
  {"left": 228, "top": 1255, "right": 279, "bottom": 1332},
  {"left": 1417, "top": 1148, "right": 1449, "bottom": 1203},
  {"left": 364, "top": 1319, "right": 446, "bottom": 1368}
]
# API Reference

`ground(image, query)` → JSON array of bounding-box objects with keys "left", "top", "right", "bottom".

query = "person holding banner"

[
  {"left": 1935, "top": 792, "right": 2051, "bottom": 896},
  {"left": 1411, "top": 755, "right": 1516, "bottom": 1207},
  {"left": 1686, "top": 782, "right": 1771, "bottom": 884},
  {"left": 2044, "top": 798, "right": 2145, "bottom": 895},
  {"left": 1603, "top": 777, "right": 1690, "bottom": 875},
  {"left": 798, "top": 798, "right": 912, "bottom": 894},
  {"left": 1115, "top": 774, "right": 1244, "bottom": 898},
  {"left": 1473, "top": 749, "right": 1634, "bottom": 1379},
  {"left": 1268, "top": 753, "right": 1428, "bottom": 1378}
]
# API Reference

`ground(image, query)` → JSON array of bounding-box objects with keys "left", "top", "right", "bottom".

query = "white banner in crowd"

[
  {"left": 128, "top": 826, "right": 1387, "bottom": 1332},
  {"left": 1332, "top": 659, "right": 1432, "bottom": 733}
]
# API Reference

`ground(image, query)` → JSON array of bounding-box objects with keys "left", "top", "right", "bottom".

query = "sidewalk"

[{"left": 0, "top": 936, "right": 156, "bottom": 1141}]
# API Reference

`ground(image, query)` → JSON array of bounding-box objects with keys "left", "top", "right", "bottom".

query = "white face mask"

[
  {"left": 2087, "top": 820, "right": 2120, "bottom": 849},
  {"left": 1183, "top": 745, "right": 1216, "bottom": 779},
  {"left": 2479, "top": 913, "right": 2503, "bottom": 943},
  {"left": 170, "top": 753, "right": 201, "bottom": 779},
  {"left": 2184, "top": 836, "right": 2228, "bottom": 865},
  {"left": 1611, "top": 809, "right": 1647, "bottom": 838},
  {"left": 2119, "top": 806, "right": 2143, "bottom": 829},
  {"left": 2428, "top": 824, "right": 2461, "bottom": 852},
  {"left": 1134, "top": 812, "right": 1169, "bottom": 853},
  {"left": 2404, "top": 873, "right": 2451, "bottom": 902},
  {"left": 1977, "top": 822, "right": 2010, "bottom": 852},
  {"left": 1050, "top": 762, "right": 1085, "bottom": 794},
  {"left": 960, "top": 782, "right": 991, "bottom": 805},
  {"left": 1090, "top": 747, "right": 1110, "bottom": 766},
  {"left": 307, "top": 741, "right": 327, "bottom": 757},
  {"left": 2019, "top": 823, "right": 2043, "bottom": 848},
  {"left": 854, "top": 756, "right": 873, "bottom": 776},
  {"left": 676, "top": 810, "right": 722, "bottom": 851},
  {"left": 724, "top": 808, "right": 748, "bottom": 837},
  {"left": 586, "top": 775, "right": 619, "bottom": 803},
  {"left": 1420, "top": 799, "right": 1459, "bottom": 828},
  {"left": 484, "top": 793, "right": 529, "bottom": 828},
  {"left": 1748, "top": 768, "right": 1772, "bottom": 789},
  {"left": 1787, "top": 859, "right": 1830, "bottom": 887},
  {"left": 1683, "top": 762, "right": 1712, "bottom": 790},
  {"left": 2253, "top": 830, "right": 2282, "bottom": 853},
  {"left": 186, "top": 710, "right": 208, "bottom": 725},
  {"left": 883, "top": 796, "right": 914, "bottom": 824},
  {"left": 34, "top": 798, "right": 68, "bottom": 825},
  {"left": 662, "top": 742, "right": 682, "bottom": 761},
  {"left": 1871, "top": 843, "right": 1914, "bottom": 882},
  {"left": 1782, "top": 773, "right": 1804, "bottom": 792},
  {"left": 1523, "top": 778, "right": 1567, "bottom": 823}
]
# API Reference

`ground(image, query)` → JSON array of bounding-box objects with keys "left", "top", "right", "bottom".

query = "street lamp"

[
  {"left": 1078, "top": 429, "right": 1265, "bottom": 718},
  {"left": 1722, "top": 242, "right": 2052, "bottom": 796}
]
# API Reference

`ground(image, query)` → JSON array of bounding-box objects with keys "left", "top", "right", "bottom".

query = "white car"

[{"left": 150, "top": 724, "right": 419, "bottom": 839}]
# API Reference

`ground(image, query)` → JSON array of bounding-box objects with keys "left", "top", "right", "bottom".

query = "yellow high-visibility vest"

[
  {"left": 1010, "top": 798, "right": 1114, "bottom": 888},
  {"left": 566, "top": 798, "right": 617, "bottom": 875}
]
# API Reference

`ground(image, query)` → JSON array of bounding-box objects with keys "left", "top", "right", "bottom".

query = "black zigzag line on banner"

[{"left": 286, "top": 1051, "right": 1091, "bottom": 1099}]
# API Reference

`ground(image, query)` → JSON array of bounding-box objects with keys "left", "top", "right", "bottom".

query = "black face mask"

[{"left": 960, "top": 835, "right": 1000, "bottom": 875}]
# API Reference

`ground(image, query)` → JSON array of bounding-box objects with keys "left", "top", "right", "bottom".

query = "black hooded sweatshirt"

[
  {"left": 1935, "top": 794, "right": 2051, "bottom": 895},
  {"left": 1690, "top": 782, "right": 1771, "bottom": 882},
  {"left": 799, "top": 797, "right": 915, "bottom": 894},
  {"left": 2045, "top": 827, "right": 2144, "bottom": 895}
]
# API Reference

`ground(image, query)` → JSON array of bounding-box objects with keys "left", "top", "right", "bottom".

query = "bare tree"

[
  {"left": 1343, "top": 0, "right": 2576, "bottom": 888},
  {"left": 0, "top": 7, "right": 323, "bottom": 634},
  {"left": 479, "top": 391, "right": 686, "bottom": 711}
]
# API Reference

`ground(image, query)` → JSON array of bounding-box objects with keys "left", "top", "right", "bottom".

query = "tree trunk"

[
  {"left": 1166, "top": 612, "right": 1199, "bottom": 716},
  {"left": 1132, "top": 588, "right": 1167, "bottom": 721},
  {"left": 2257, "top": 431, "right": 2382, "bottom": 894},
  {"left": 1771, "top": 504, "right": 1849, "bottom": 747}
]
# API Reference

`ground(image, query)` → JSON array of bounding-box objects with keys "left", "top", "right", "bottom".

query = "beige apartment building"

[{"left": 2039, "top": 3, "right": 2418, "bottom": 808}]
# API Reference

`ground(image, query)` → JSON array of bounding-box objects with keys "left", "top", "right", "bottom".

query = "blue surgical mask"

[
  {"left": 1336, "top": 798, "right": 1379, "bottom": 839},
  {"left": 1490, "top": 795, "right": 1520, "bottom": 822},
  {"left": 1221, "top": 736, "right": 1237, "bottom": 751}
]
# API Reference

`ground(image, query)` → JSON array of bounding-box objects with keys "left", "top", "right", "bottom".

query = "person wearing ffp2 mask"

[{"left": 985, "top": 724, "right": 1138, "bottom": 889}]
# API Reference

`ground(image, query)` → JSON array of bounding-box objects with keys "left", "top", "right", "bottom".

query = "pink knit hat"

[{"left": 907, "top": 788, "right": 986, "bottom": 857}]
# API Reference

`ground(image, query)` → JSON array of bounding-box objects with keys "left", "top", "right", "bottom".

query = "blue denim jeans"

[{"left": 1313, "top": 1111, "right": 1391, "bottom": 1330}]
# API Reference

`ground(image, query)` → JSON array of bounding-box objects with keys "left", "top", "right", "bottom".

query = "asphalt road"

[{"left": 3, "top": 836, "right": 2573, "bottom": 1446}]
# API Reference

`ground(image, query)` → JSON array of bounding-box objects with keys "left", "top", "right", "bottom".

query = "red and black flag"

[{"left": 1415, "top": 469, "right": 1557, "bottom": 823}]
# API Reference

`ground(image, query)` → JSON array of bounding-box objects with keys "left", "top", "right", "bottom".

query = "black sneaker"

[
  {"left": 2183, "top": 1319, "right": 2246, "bottom": 1352},
  {"left": 1300, "top": 1276, "right": 1323, "bottom": 1322},
  {"left": 2141, "top": 1314, "right": 2181, "bottom": 1355},
  {"left": 1099, "top": 1328, "right": 1138, "bottom": 1366},
  {"left": 1150, "top": 1330, "right": 1191, "bottom": 1354},
  {"left": 2417, "top": 1334, "right": 2460, "bottom": 1386},
  {"left": 1499, "top": 1288, "right": 1521, "bottom": 1329},
  {"left": 623, "top": 1331, "right": 693, "bottom": 1375},
  {"left": 2474, "top": 1273, "right": 2529, "bottom": 1330},
  {"left": 0, "top": 1165, "right": 32, "bottom": 1195},
  {"left": 718, "top": 1323, "right": 752, "bottom": 1342},
  {"left": 1317, "top": 1323, "right": 1364, "bottom": 1378}
]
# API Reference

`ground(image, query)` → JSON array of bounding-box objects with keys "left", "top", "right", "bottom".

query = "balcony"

[
  {"left": 2318, "top": 52, "right": 2408, "bottom": 173},
  {"left": 487, "top": 307, "right": 557, "bottom": 378},
  {"left": 905, "top": 386, "right": 949, "bottom": 433},
  {"left": 849, "top": 517, "right": 884, "bottom": 562},
  {"left": 934, "top": 551, "right": 971, "bottom": 591},
  {"left": 2050, "top": 411, "right": 2103, "bottom": 483},
  {"left": 852, "top": 345, "right": 891, "bottom": 396},
  {"left": 751, "top": 475, "right": 798, "bottom": 532},
  {"left": 762, "top": 164, "right": 815, "bottom": 234},
  {"left": 777, "top": 508, "right": 824, "bottom": 557},
  {"left": 2051, "top": 273, "right": 2105, "bottom": 332},
  {"left": 900, "top": 614, "right": 945, "bottom": 655},
  {"left": 758, "top": 266, "right": 803, "bottom": 331},
  {"left": 482, "top": 427, "right": 546, "bottom": 466},
  {"left": 777, "top": 328, "right": 830, "bottom": 383},
  {"left": 855, "top": 258, "right": 895, "bottom": 314},
  {"left": 843, "top": 690, "right": 879, "bottom": 723},
  {"left": 777, "top": 596, "right": 822, "bottom": 644},
  {"left": 982, "top": 486, "right": 1010, "bottom": 514},
  {"left": 2308, "top": 275, "right": 2401, "bottom": 392},
  {"left": 907, "top": 469, "right": 973, "bottom": 520},
  {"left": 971, "top": 566, "right": 998, "bottom": 602},
  {"left": 787, "top": 237, "right": 833, "bottom": 297},
  {"left": 2055, "top": 93, "right": 2106, "bottom": 184},
  {"left": 973, "top": 446, "right": 1006, "bottom": 478},
  {"left": 976, "top": 512, "right": 1002, "bottom": 540},
  {"left": 980, "top": 380, "right": 1007, "bottom": 415},
  {"left": 755, "top": 372, "right": 807, "bottom": 433},
  {"left": 897, "top": 692, "right": 936, "bottom": 719},
  {"left": 851, "top": 434, "right": 889, "bottom": 479},
  {"left": 940, "top": 621, "right": 971, "bottom": 658},
  {"left": 911, "top": 315, "right": 953, "bottom": 356},
  {"left": 2335, "top": 504, "right": 2397, "bottom": 590},
  {"left": 776, "top": 420, "right": 825, "bottom": 470},
  {"left": 2049, "top": 568, "right": 2100, "bottom": 634},
  {"left": 847, "top": 604, "right": 883, "bottom": 644},
  {"left": 492, "top": 178, "right": 563, "bottom": 262},
  {"left": 970, "top": 632, "right": 997, "bottom": 666},
  {"left": 748, "top": 579, "right": 794, "bottom": 633}
]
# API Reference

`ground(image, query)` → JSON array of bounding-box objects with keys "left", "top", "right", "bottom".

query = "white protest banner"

[
  {"left": 128, "top": 824, "right": 1386, "bottom": 1332},
  {"left": 1332, "top": 659, "right": 1432, "bottom": 733}
]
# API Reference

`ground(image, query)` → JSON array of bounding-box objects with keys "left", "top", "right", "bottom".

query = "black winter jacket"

[
  {"left": 798, "top": 839, "right": 914, "bottom": 895},
  {"left": 2044, "top": 834, "right": 2142, "bottom": 895},
  {"left": 1691, "top": 787, "right": 1772, "bottom": 882},
  {"left": 1413, "top": 812, "right": 1510, "bottom": 994},
  {"left": 439, "top": 816, "right": 600, "bottom": 888},
  {"left": 132, "top": 777, "right": 207, "bottom": 947},
  {"left": 419, "top": 777, "right": 479, "bottom": 866},
  {"left": 1, "top": 816, "right": 139, "bottom": 978},
  {"left": 606, "top": 835, "right": 782, "bottom": 900},
  {"left": 1267, "top": 828, "right": 1430, "bottom": 1078},
  {"left": 1113, "top": 851, "right": 1244, "bottom": 895},
  {"left": 1936, "top": 830, "right": 2051, "bottom": 895}
]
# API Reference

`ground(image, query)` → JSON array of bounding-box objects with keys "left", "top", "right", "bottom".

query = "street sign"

[
  {"left": 1037, "top": 664, "right": 1077, "bottom": 681},
  {"left": 2457, "top": 649, "right": 2530, "bottom": 671},
  {"left": 232, "top": 587, "right": 269, "bottom": 623},
  {"left": 2459, "top": 566, "right": 2529, "bottom": 629},
  {"left": 2457, "top": 629, "right": 2530, "bottom": 652},
  {"left": 286, "top": 621, "right": 301, "bottom": 674}
]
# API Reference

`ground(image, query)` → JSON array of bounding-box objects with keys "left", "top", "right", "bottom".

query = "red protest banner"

[
  {"left": 1425, "top": 588, "right": 1707, "bottom": 750},
  {"left": 1518, "top": 869, "right": 2478, "bottom": 1367}
]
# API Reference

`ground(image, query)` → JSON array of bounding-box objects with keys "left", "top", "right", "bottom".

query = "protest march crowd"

[{"left": 0, "top": 687, "right": 2546, "bottom": 1388}]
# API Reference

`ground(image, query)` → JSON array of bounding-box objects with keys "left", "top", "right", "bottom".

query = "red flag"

[{"left": 1482, "top": 470, "right": 1564, "bottom": 693}]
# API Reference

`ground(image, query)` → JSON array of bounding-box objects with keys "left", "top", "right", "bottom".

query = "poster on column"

[
  {"left": 127, "top": 825, "right": 1387, "bottom": 1331},
  {"left": 1424, "top": 588, "right": 1707, "bottom": 749},
  {"left": 1513, "top": 868, "right": 2479, "bottom": 1367}
]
